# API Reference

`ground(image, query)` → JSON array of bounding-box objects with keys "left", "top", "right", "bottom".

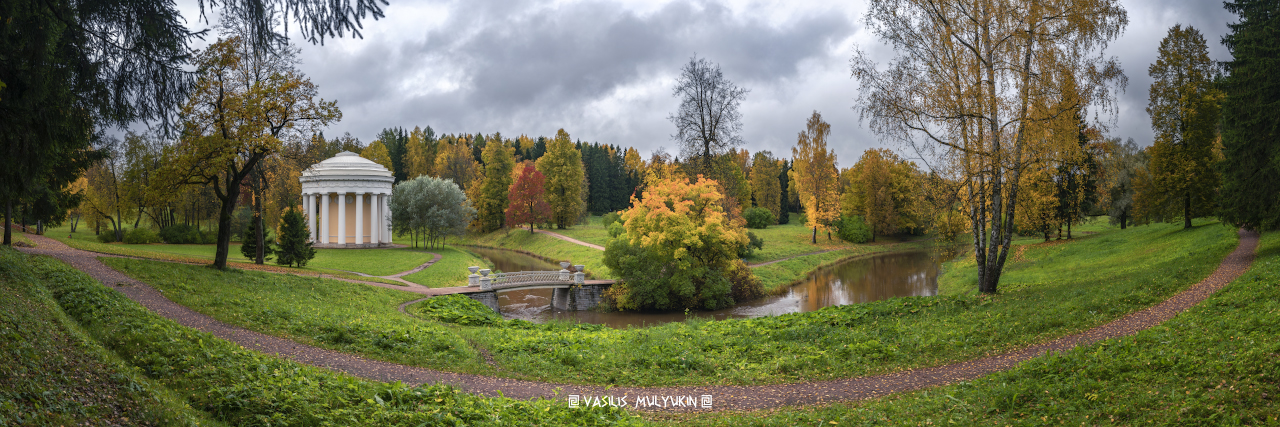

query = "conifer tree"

[
  {"left": 276, "top": 207, "right": 316, "bottom": 267},
  {"left": 240, "top": 219, "right": 275, "bottom": 261}
]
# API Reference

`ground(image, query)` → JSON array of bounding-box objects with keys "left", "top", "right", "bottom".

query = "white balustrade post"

[
  {"left": 321, "top": 193, "right": 330, "bottom": 244},
  {"left": 355, "top": 193, "right": 363, "bottom": 245},
  {"left": 338, "top": 193, "right": 346, "bottom": 245}
]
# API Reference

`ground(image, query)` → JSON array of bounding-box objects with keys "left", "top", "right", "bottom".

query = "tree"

[
  {"left": 0, "top": 0, "right": 383, "bottom": 246},
  {"left": 749, "top": 151, "right": 783, "bottom": 224},
  {"left": 851, "top": 0, "right": 1127, "bottom": 293},
  {"left": 434, "top": 140, "right": 479, "bottom": 192},
  {"left": 163, "top": 36, "right": 339, "bottom": 270},
  {"left": 404, "top": 126, "right": 433, "bottom": 179},
  {"left": 1218, "top": 0, "right": 1280, "bottom": 231},
  {"left": 506, "top": 164, "right": 553, "bottom": 233},
  {"left": 1140, "top": 25, "right": 1222, "bottom": 229},
  {"left": 362, "top": 140, "right": 395, "bottom": 173},
  {"left": 791, "top": 111, "right": 840, "bottom": 243},
  {"left": 1100, "top": 137, "right": 1147, "bottom": 229},
  {"left": 390, "top": 176, "right": 476, "bottom": 249},
  {"left": 275, "top": 207, "right": 315, "bottom": 267},
  {"left": 536, "top": 129, "right": 586, "bottom": 229},
  {"left": 82, "top": 137, "right": 129, "bottom": 242},
  {"left": 844, "top": 148, "right": 919, "bottom": 242},
  {"left": 603, "top": 176, "right": 748, "bottom": 310},
  {"left": 668, "top": 56, "right": 750, "bottom": 175},
  {"left": 240, "top": 219, "right": 275, "bottom": 261},
  {"left": 476, "top": 136, "right": 515, "bottom": 232}
]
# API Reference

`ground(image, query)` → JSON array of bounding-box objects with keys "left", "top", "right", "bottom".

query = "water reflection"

[{"left": 481, "top": 247, "right": 948, "bottom": 329}]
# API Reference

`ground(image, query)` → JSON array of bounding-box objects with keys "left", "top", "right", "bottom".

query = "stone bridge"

[{"left": 455, "top": 262, "right": 614, "bottom": 313}]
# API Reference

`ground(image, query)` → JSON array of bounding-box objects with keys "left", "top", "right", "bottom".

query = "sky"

[{"left": 180, "top": 0, "right": 1237, "bottom": 168}]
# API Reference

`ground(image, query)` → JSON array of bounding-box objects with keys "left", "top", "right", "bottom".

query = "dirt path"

[
  {"left": 16, "top": 230, "right": 1260, "bottom": 412},
  {"left": 534, "top": 229, "right": 605, "bottom": 250},
  {"left": 336, "top": 252, "right": 443, "bottom": 287}
]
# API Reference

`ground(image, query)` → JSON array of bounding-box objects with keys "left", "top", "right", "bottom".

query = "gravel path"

[
  {"left": 534, "top": 229, "right": 605, "bottom": 250},
  {"left": 15, "top": 229, "right": 1259, "bottom": 412},
  {"left": 337, "top": 252, "right": 443, "bottom": 286}
]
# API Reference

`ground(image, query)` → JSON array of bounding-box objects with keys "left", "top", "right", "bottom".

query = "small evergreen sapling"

[
  {"left": 240, "top": 219, "right": 276, "bottom": 261},
  {"left": 276, "top": 208, "right": 316, "bottom": 267}
]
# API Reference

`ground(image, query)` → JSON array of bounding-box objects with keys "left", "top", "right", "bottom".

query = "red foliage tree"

[{"left": 505, "top": 164, "right": 553, "bottom": 233}]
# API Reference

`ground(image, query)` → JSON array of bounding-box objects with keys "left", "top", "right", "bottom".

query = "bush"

[
  {"left": 96, "top": 230, "right": 119, "bottom": 243},
  {"left": 835, "top": 214, "right": 873, "bottom": 243},
  {"left": 737, "top": 231, "right": 765, "bottom": 258},
  {"left": 600, "top": 211, "right": 622, "bottom": 229},
  {"left": 159, "top": 225, "right": 202, "bottom": 244},
  {"left": 726, "top": 259, "right": 765, "bottom": 303},
  {"left": 414, "top": 294, "right": 504, "bottom": 326},
  {"left": 122, "top": 227, "right": 161, "bottom": 244},
  {"left": 743, "top": 206, "right": 775, "bottom": 229}
]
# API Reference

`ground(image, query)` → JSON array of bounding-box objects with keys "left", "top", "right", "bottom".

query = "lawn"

[
  {"left": 42, "top": 224, "right": 484, "bottom": 280},
  {"left": 8, "top": 246, "right": 636, "bottom": 426},
  {"left": 455, "top": 228, "right": 615, "bottom": 280},
  {"left": 664, "top": 226, "right": 1279, "bottom": 426},
  {"left": 102, "top": 219, "right": 1240, "bottom": 388},
  {"left": 0, "top": 246, "right": 220, "bottom": 425},
  {"left": 400, "top": 245, "right": 492, "bottom": 288}
]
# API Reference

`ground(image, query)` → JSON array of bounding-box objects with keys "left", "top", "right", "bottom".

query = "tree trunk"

[
  {"left": 811, "top": 226, "right": 817, "bottom": 244},
  {"left": 1120, "top": 209, "right": 1128, "bottom": 229},
  {"left": 1067, "top": 221, "right": 1072, "bottom": 239},
  {"left": 1183, "top": 193, "right": 1192, "bottom": 229},
  {"left": 3, "top": 198, "right": 11, "bottom": 246},
  {"left": 134, "top": 208, "right": 144, "bottom": 229},
  {"left": 255, "top": 196, "right": 265, "bottom": 264},
  {"left": 70, "top": 213, "right": 80, "bottom": 232},
  {"left": 214, "top": 188, "right": 237, "bottom": 270}
]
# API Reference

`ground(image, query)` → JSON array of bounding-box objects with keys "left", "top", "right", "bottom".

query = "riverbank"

[
  {"left": 87, "top": 220, "right": 1237, "bottom": 388},
  {"left": 662, "top": 224, "right": 1275, "bottom": 426}
]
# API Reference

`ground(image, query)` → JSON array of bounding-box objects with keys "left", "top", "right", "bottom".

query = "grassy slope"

[
  {"left": 0, "top": 247, "right": 221, "bottom": 426},
  {"left": 104, "top": 220, "right": 1239, "bottom": 388},
  {"left": 12, "top": 247, "right": 636, "bottom": 426},
  {"left": 400, "top": 245, "right": 491, "bottom": 288},
  {"left": 455, "top": 229, "right": 615, "bottom": 280},
  {"left": 668, "top": 228, "right": 1279, "bottom": 426}
]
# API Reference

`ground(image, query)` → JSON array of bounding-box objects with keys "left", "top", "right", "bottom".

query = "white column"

[
  {"left": 338, "top": 193, "right": 347, "bottom": 245},
  {"left": 321, "top": 193, "right": 330, "bottom": 244},
  {"left": 383, "top": 193, "right": 391, "bottom": 244},
  {"left": 302, "top": 194, "right": 311, "bottom": 240},
  {"left": 355, "top": 193, "right": 364, "bottom": 245},
  {"left": 308, "top": 194, "right": 318, "bottom": 241},
  {"left": 377, "top": 193, "right": 386, "bottom": 245}
]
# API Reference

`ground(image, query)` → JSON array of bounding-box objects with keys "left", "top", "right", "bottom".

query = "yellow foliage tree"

[
  {"left": 434, "top": 140, "right": 478, "bottom": 191},
  {"left": 404, "top": 126, "right": 433, "bottom": 179},
  {"left": 749, "top": 151, "right": 783, "bottom": 223},
  {"left": 361, "top": 140, "right": 394, "bottom": 173},
  {"left": 535, "top": 129, "right": 585, "bottom": 228},
  {"left": 790, "top": 111, "right": 840, "bottom": 243}
]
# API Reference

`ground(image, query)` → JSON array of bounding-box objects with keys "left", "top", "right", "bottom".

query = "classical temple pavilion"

[{"left": 298, "top": 151, "right": 394, "bottom": 248}]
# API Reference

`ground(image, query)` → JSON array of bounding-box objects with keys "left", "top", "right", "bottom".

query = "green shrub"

[
  {"left": 726, "top": 259, "right": 765, "bottom": 303},
  {"left": 96, "top": 230, "right": 119, "bottom": 243},
  {"left": 600, "top": 211, "right": 622, "bottom": 229},
  {"left": 835, "top": 214, "right": 872, "bottom": 243},
  {"left": 122, "top": 227, "right": 161, "bottom": 244},
  {"left": 737, "top": 231, "right": 765, "bottom": 258},
  {"left": 414, "top": 294, "right": 504, "bottom": 326},
  {"left": 158, "top": 224, "right": 202, "bottom": 244},
  {"left": 743, "top": 206, "right": 775, "bottom": 229}
]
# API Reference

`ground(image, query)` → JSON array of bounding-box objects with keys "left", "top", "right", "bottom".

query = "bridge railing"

[
  {"left": 491, "top": 271, "right": 567, "bottom": 285},
  {"left": 468, "top": 264, "right": 586, "bottom": 291}
]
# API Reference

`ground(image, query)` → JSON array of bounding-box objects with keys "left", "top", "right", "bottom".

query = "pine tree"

[
  {"left": 240, "top": 218, "right": 275, "bottom": 261},
  {"left": 276, "top": 207, "right": 316, "bottom": 267}
]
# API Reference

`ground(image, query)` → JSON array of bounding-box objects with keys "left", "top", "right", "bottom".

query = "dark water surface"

[{"left": 474, "top": 246, "right": 946, "bottom": 329}]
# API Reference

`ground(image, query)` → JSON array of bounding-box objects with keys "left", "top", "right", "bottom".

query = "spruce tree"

[
  {"left": 240, "top": 219, "right": 275, "bottom": 261},
  {"left": 1219, "top": 0, "right": 1280, "bottom": 231},
  {"left": 276, "top": 208, "right": 316, "bottom": 267}
]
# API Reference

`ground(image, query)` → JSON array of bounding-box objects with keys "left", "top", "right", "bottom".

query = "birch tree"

[{"left": 851, "top": 0, "right": 1127, "bottom": 293}]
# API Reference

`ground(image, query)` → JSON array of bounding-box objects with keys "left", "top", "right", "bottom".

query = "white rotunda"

[{"left": 299, "top": 151, "right": 395, "bottom": 248}]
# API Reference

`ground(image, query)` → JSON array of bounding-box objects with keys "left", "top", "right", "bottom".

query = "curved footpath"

[
  {"left": 16, "top": 230, "right": 1259, "bottom": 412},
  {"left": 534, "top": 229, "right": 605, "bottom": 251}
]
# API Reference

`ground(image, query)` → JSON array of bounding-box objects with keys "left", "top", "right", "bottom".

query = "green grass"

[
  {"left": 456, "top": 229, "right": 614, "bottom": 280},
  {"left": 399, "top": 246, "right": 491, "bottom": 288},
  {"left": 102, "top": 220, "right": 1240, "bottom": 388},
  {"left": 548, "top": 215, "right": 611, "bottom": 246},
  {"left": 0, "top": 246, "right": 222, "bottom": 426},
  {"left": 42, "top": 224, "right": 479, "bottom": 282},
  {"left": 10, "top": 247, "right": 637, "bottom": 426},
  {"left": 664, "top": 227, "right": 1280, "bottom": 426}
]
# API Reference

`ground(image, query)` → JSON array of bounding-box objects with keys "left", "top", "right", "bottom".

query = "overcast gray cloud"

[{"left": 191, "top": 0, "right": 1238, "bottom": 168}]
